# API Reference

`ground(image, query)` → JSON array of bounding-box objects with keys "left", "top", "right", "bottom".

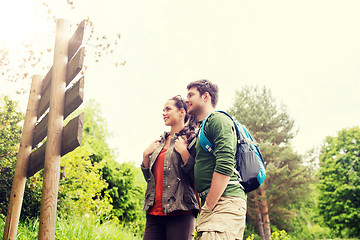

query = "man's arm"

[
  {"left": 205, "top": 171, "right": 230, "bottom": 210},
  {"left": 205, "top": 113, "right": 236, "bottom": 210}
]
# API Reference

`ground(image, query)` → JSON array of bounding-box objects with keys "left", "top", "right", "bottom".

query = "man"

[{"left": 186, "top": 79, "right": 247, "bottom": 240}]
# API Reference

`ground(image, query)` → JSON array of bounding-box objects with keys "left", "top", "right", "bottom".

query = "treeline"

[
  {"left": 1, "top": 86, "right": 359, "bottom": 240},
  {"left": 228, "top": 87, "right": 359, "bottom": 240}
]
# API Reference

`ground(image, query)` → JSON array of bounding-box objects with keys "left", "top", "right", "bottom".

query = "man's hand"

[{"left": 205, "top": 172, "right": 230, "bottom": 210}]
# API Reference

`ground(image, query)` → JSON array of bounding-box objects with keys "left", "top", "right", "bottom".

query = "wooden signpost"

[{"left": 2, "top": 19, "right": 85, "bottom": 240}]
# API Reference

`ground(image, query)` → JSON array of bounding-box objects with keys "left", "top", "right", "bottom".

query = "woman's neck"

[{"left": 169, "top": 123, "right": 184, "bottom": 138}]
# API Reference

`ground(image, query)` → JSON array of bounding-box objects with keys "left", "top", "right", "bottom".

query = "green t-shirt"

[{"left": 194, "top": 112, "right": 246, "bottom": 201}]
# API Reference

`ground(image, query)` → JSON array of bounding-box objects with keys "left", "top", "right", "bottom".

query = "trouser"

[
  {"left": 196, "top": 197, "right": 247, "bottom": 240},
  {"left": 143, "top": 213, "right": 196, "bottom": 240}
]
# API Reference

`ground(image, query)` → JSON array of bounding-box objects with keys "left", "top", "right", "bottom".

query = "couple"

[{"left": 141, "top": 79, "right": 247, "bottom": 240}]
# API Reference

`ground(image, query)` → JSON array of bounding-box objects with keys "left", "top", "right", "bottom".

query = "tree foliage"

[
  {"left": 0, "top": 95, "right": 23, "bottom": 162},
  {"left": 0, "top": 95, "right": 42, "bottom": 220},
  {"left": 317, "top": 126, "right": 360, "bottom": 238},
  {"left": 102, "top": 160, "right": 145, "bottom": 224},
  {"left": 58, "top": 99, "right": 118, "bottom": 220},
  {"left": 0, "top": 95, "right": 23, "bottom": 216},
  {"left": 228, "top": 86, "right": 296, "bottom": 145},
  {"left": 59, "top": 100, "right": 145, "bottom": 232},
  {"left": 228, "top": 86, "right": 313, "bottom": 239},
  {"left": 58, "top": 143, "right": 112, "bottom": 220}
]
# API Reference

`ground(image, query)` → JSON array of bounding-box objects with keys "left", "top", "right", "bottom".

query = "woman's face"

[{"left": 162, "top": 100, "right": 183, "bottom": 126}]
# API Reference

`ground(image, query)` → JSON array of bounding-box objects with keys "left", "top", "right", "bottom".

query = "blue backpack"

[{"left": 199, "top": 111, "right": 266, "bottom": 193}]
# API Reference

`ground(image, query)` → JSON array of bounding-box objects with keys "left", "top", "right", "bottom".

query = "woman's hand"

[
  {"left": 174, "top": 136, "right": 190, "bottom": 163},
  {"left": 142, "top": 139, "right": 161, "bottom": 168}
]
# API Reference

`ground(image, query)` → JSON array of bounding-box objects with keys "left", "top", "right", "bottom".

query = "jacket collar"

[{"left": 160, "top": 131, "right": 181, "bottom": 142}]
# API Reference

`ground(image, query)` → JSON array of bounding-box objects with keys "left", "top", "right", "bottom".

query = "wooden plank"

[
  {"left": 33, "top": 77, "right": 84, "bottom": 148},
  {"left": 66, "top": 47, "right": 85, "bottom": 86},
  {"left": 27, "top": 142, "right": 47, "bottom": 178},
  {"left": 37, "top": 80, "right": 51, "bottom": 119},
  {"left": 27, "top": 113, "right": 84, "bottom": 177},
  {"left": 32, "top": 114, "right": 48, "bottom": 148},
  {"left": 3, "top": 75, "right": 43, "bottom": 240},
  {"left": 68, "top": 20, "right": 85, "bottom": 61},
  {"left": 40, "top": 67, "right": 52, "bottom": 99},
  {"left": 37, "top": 48, "right": 85, "bottom": 119},
  {"left": 64, "top": 76, "right": 84, "bottom": 119},
  {"left": 62, "top": 112, "right": 84, "bottom": 156}
]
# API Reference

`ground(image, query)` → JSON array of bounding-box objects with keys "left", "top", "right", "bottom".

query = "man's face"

[{"left": 186, "top": 87, "right": 204, "bottom": 116}]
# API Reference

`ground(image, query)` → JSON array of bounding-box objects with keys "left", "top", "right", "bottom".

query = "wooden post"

[
  {"left": 3, "top": 75, "right": 43, "bottom": 240},
  {"left": 38, "top": 19, "right": 70, "bottom": 240}
]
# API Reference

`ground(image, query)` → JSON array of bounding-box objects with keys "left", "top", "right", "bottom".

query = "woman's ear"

[{"left": 180, "top": 108, "right": 186, "bottom": 117}]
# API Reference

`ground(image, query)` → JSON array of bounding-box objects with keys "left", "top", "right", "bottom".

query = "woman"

[{"left": 141, "top": 95, "right": 199, "bottom": 240}]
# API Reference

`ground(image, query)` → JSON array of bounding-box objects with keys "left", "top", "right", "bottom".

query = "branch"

[
  {"left": 247, "top": 209, "right": 256, "bottom": 220},
  {"left": 269, "top": 194, "right": 286, "bottom": 206},
  {"left": 247, "top": 205, "right": 258, "bottom": 212},
  {"left": 275, "top": 169, "right": 306, "bottom": 190},
  {"left": 247, "top": 196, "right": 263, "bottom": 205}
]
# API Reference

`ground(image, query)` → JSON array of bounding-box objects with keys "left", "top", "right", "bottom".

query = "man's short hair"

[{"left": 187, "top": 79, "right": 218, "bottom": 107}]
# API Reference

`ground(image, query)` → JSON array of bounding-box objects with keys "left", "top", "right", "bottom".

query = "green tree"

[
  {"left": 0, "top": 95, "right": 42, "bottom": 220},
  {"left": 317, "top": 126, "right": 360, "bottom": 238},
  {"left": 102, "top": 160, "right": 146, "bottom": 233},
  {"left": 0, "top": 95, "right": 23, "bottom": 216},
  {"left": 228, "top": 86, "right": 313, "bottom": 240},
  {"left": 282, "top": 149, "right": 333, "bottom": 240},
  {"left": 0, "top": 95, "right": 22, "bottom": 163},
  {"left": 80, "top": 100, "right": 145, "bottom": 222},
  {"left": 58, "top": 99, "right": 114, "bottom": 220},
  {"left": 58, "top": 143, "right": 112, "bottom": 220},
  {"left": 59, "top": 100, "right": 146, "bottom": 234}
]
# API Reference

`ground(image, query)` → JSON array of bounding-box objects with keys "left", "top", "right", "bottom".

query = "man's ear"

[{"left": 203, "top": 92, "right": 211, "bottom": 103}]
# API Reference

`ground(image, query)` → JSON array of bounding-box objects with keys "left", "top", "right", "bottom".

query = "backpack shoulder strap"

[
  {"left": 198, "top": 111, "right": 234, "bottom": 154},
  {"left": 216, "top": 110, "right": 233, "bottom": 120},
  {"left": 198, "top": 112, "right": 215, "bottom": 154}
]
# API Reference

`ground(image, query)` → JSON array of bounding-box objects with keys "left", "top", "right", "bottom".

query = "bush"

[{"left": 271, "top": 230, "right": 291, "bottom": 240}]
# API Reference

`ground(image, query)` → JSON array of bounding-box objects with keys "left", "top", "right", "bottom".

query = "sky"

[{"left": 1, "top": 0, "right": 360, "bottom": 165}]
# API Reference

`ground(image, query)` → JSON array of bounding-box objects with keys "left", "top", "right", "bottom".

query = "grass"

[{"left": 0, "top": 215, "right": 142, "bottom": 240}]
